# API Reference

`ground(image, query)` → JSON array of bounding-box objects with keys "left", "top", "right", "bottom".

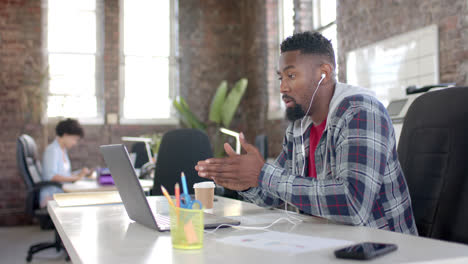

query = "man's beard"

[{"left": 286, "top": 103, "right": 306, "bottom": 121}]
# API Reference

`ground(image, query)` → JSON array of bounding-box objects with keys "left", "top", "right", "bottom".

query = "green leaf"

[
  {"left": 173, "top": 97, "right": 206, "bottom": 130},
  {"left": 172, "top": 98, "right": 192, "bottom": 128},
  {"left": 208, "top": 80, "right": 228, "bottom": 124},
  {"left": 221, "top": 78, "right": 248, "bottom": 128}
]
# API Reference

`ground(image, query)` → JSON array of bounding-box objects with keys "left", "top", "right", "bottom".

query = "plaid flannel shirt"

[{"left": 240, "top": 84, "right": 417, "bottom": 235}]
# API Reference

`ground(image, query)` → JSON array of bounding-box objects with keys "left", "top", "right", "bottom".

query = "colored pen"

[
  {"left": 181, "top": 172, "right": 189, "bottom": 196},
  {"left": 175, "top": 183, "right": 180, "bottom": 208},
  {"left": 160, "top": 185, "right": 175, "bottom": 207},
  {"left": 180, "top": 172, "right": 192, "bottom": 207}
]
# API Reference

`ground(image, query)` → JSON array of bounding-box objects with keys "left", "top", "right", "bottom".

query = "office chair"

[
  {"left": 131, "top": 142, "right": 152, "bottom": 169},
  {"left": 16, "top": 134, "right": 69, "bottom": 262},
  {"left": 255, "top": 134, "right": 268, "bottom": 160},
  {"left": 150, "top": 129, "right": 218, "bottom": 196},
  {"left": 397, "top": 87, "right": 468, "bottom": 244}
]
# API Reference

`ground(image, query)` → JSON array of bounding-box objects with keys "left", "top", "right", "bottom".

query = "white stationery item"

[
  {"left": 219, "top": 128, "right": 240, "bottom": 154},
  {"left": 54, "top": 191, "right": 122, "bottom": 207},
  {"left": 216, "top": 231, "right": 353, "bottom": 254}
]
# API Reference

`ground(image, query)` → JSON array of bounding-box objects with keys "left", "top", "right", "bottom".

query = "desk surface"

[
  {"left": 62, "top": 179, "right": 153, "bottom": 193},
  {"left": 48, "top": 197, "right": 468, "bottom": 264}
]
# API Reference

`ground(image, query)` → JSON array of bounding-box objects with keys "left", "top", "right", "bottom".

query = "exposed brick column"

[
  {"left": 294, "top": 0, "right": 313, "bottom": 33},
  {"left": 104, "top": 0, "right": 120, "bottom": 119},
  {"left": 0, "top": 0, "right": 45, "bottom": 225},
  {"left": 238, "top": 0, "right": 269, "bottom": 142},
  {"left": 178, "top": 0, "right": 244, "bottom": 125}
]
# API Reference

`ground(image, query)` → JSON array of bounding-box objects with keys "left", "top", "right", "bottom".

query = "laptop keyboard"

[{"left": 155, "top": 214, "right": 170, "bottom": 229}]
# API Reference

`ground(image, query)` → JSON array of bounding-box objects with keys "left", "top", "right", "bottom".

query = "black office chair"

[
  {"left": 131, "top": 142, "right": 152, "bottom": 169},
  {"left": 16, "top": 134, "right": 69, "bottom": 262},
  {"left": 255, "top": 134, "right": 268, "bottom": 160},
  {"left": 150, "top": 129, "right": 217, "bottom": 196},
  {"left": 397, "top": 87, "right": 468, "bottom": 244}
]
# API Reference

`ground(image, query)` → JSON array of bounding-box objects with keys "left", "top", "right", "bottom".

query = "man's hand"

[{"left": 195, "top": 133, "right": 265, "bottom": 191}]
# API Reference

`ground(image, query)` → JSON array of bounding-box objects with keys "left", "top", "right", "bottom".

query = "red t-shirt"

[{"left": 308, "top": 119, "right": 327, "bottom": 178}]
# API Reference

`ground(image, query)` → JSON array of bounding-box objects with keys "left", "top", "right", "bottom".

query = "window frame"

[
  {"left": 118, "top": 0, "right": 179, "bottom": 125},
  {"left": 268, "top": 0, "right": 293, "bottom": 120},
  {"left": 44, "top": 0, "right": 105, "bottom": 125},
  {"left": 312, "top": 0, "right": 337, "bottom": 69}
]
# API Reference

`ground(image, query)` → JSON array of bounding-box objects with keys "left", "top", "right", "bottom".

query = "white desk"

[
  {"left": 48, "top": 196, "right": 468, "bottom": 264},
  {"left": 62, "top": 179, "right": 153, "bottom": 193}
]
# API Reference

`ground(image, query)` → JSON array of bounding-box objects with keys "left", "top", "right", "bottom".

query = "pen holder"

[{"left": 169, "top": 206, "right": 204, "bottom": 249}]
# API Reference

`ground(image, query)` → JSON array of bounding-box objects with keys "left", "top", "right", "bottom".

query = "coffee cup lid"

[{"left": 193, "top": 181, "right": 215, "bottom": 188}]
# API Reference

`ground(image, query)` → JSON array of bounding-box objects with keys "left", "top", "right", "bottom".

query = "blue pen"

[
  {"left": 180, "top": 172, "right": 202, "bottom": 209},
  {"left": 181, "top": 172, "right": 191, "bottom": 203}
]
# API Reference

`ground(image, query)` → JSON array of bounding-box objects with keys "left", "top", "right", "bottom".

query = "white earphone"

[{"left": 299, "top": 72, "right": 326, "bottom": 176}]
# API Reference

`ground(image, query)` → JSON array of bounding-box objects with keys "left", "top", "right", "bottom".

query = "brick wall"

[
  {"left": 337, "top": 0, "right": 468, "bottom": 86},
  {"left": 179, "top": 0, "right": 244, "bottom": 135},
  {"left": 293, "top": 0, "right": 313, "bottom": 33},
  {"left": 104, "top": 0, "right": 120, "bottom": 116},
  {"left": 0, "top": 0, "right": 46, "bottom": 225},
  {"left": 179, "top": 0, "right": 273, "bottom": 145}
]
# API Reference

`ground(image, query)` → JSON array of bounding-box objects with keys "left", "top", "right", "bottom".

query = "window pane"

[
  {"left": 48, "top": 0, "right": 95, "bottom": 11},
  {"left": 282, "top": 0, "right": 295, "bottom": 39},
  {"left": 321, "top": 23, "right": 338, "bottom": 72},
  {"left": 319, "top": 0, "right": 336, "bottom": 27},
  {"left": 321, "top": 24, "right": 337, "bottom": 53},
  {"left": 48, "top": 1, "right": 96, "bottom": 53},
  {"left": 124, "top": 0, "right": 170, "bottom": 57},
  {"left": 47, "top": 0, "right": 98, "bottom": 119},
  {"left": 47, "top": 95, "right": 97, "bottom": 118},
  {"left": 123, "top": 57, "right": 170, "bottom": 119},
  {"left": 49, "top": 54, "right": 95, "bottom": 96}
]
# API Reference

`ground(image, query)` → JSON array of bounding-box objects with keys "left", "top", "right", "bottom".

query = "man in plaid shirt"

[{"left": 196, "top": 31, "right": 417, "bottom": 235}]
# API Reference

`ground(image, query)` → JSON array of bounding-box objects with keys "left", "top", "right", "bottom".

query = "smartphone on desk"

[{"left": 334, "top": 242, "right": 397, "bottom": 260}]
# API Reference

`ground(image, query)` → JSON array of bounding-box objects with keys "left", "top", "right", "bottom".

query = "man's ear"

[{"left": 319, "top": 63, "right": 334, "bottom": 82}]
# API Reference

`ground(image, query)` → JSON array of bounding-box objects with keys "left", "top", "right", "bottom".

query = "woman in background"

[{"left": 40, "top": 118, "right": 90, "bottom": 207}]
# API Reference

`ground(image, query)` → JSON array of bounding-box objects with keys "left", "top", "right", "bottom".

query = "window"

[
  {"left": 313, "top": 0, "right": 337, "bottom": 70},
  {"left": 120, "top": 0, "right": 176, "bottom": 123},
  {"left": 268, "top": 0, "right": 295, "bottom": 119},
  {"left": 46, "top": 0, "right": 102, "bottom": 122},
  {"left": 280, "top": 0, "right": 295, "bottom": 41}
]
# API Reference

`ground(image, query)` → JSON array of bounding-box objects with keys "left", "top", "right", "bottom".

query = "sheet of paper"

[
  {"left": 54, "top": 191, "right": 122, "bottom": 207},
  {"left": 216, "top": 231, "right": 353, "bottom": 254}
]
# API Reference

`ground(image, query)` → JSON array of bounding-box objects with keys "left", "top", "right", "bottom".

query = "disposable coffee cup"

[{"left": 193, "top": 181, "right": 215, "bottom": 209}]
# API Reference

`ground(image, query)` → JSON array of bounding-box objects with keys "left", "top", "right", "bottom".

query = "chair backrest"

[
  {"left": 130, "top": 142, "right": 151, "bottom": 169},
  {"left": 151, "top": 129, "right": 213, "bottom": 195},
  {"left": 255, "top": 134, "right": 268, "bottom": 160},
  {"left": 397, "top": 87, "right": 468, "bottom": 244},
  {"left": 17, "top": 135, "right": 44, "bottom": 187},
  {"left": 16, "top": 134, "right": 43, "bottom": 215}
]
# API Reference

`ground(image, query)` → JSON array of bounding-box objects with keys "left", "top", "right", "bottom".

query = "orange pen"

[{"left": 175, "top": 183, "right": 180, "bottom": 208}]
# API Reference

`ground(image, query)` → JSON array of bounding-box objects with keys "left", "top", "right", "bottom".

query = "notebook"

[{"left": 99, "top": 144, "right": 240, "bottom": 232}]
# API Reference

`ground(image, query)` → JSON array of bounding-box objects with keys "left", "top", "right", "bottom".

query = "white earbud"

[{"left": 321, "top": 73, "right": 326, "bottom": 80}]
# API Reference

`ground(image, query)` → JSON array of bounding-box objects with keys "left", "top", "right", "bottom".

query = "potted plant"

[{"left": 173, "top": 78, "right": 248, "bottom": 157}]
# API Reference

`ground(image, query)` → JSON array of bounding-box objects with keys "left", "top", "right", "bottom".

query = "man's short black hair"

[
  {"left": 280, "top": 31, "right": 336, "bottom": 68},
  {"left": 56, "top": 118, "right": 84, "bottom": 138}
]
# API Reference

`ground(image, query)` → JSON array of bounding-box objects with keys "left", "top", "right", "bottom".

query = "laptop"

[{"left": 99, "top": 144, "right": 240, "bottom": 232}]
